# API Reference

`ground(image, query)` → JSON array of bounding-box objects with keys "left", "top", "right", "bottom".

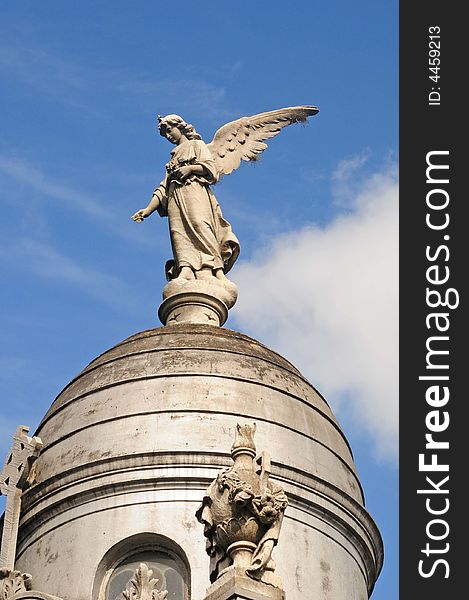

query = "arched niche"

[{"left": 93, "top": 533, "right": 190, "bottom": 600}]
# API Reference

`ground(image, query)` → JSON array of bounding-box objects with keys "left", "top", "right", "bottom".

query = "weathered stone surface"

[
  {"left": 0, "top": 571, "right": 62, "bottom": 600},
  {"left": 203, "top": 568, "right": 285, "bottom": 600},
  {"left": 14, "top": 325, "right": 382, "bottom": 600}
]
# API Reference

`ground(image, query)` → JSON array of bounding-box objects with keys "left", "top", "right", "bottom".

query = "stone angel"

[{"left": 132, "top": 106, "right": 319, "bottom": 282}]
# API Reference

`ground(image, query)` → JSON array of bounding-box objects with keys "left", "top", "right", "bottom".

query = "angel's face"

[{"left": 162, "top": 125, "right": 183, "bottom": 145}]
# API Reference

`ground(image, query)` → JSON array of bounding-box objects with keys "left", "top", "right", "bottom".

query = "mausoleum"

[{"left": 1, "top": 106, "right": 383, "bottom": 600}]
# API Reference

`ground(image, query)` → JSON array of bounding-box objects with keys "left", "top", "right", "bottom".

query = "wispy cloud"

[
  {"left": 331, "top": 149, "right": 372, "bottom": 205},
  {"left": 114, "top": 76, "right": 233, "bottom": 122},
  {"left": 0, "top": 40, "right": 84, "bottom": 89},
  {"left": 0, "top": 237, "right": 141, "bottom": 314},
  {"left": 0, "top": 156, "right": 106, "bottom": 219},
  {"left": 232, "top": 159, "right": 398, "bottom": 463},
  {"left": 0, "top": 35, "right": 235, "bottom": 123},
  {"left": 0, "top": 155, "right": 156, "bottom": 249},
  {"left": 0, "top": 39, "right": 104, "bottom": 116}
]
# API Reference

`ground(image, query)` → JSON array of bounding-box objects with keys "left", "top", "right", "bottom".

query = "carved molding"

[
  {"left": 121, "top": 564, "right": 168, "bottom": 600},
  {"left": 13, "top": 592, "right": 63, "bottom": 600}
]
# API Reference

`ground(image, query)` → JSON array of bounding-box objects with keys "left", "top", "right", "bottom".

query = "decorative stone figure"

[
  {"left": 132, "top": 114, "right": 240, "bottom": 284},
  {"left": 0, "top": 569, "right": 62, "bottom": 600},
  {"left": 196, "top": 424, "right": 288, "bottom": 589},
  {"left": 132, "top": 106, "right": 318, "bottom": 326},
  {"left": 0, "top": 570, "right": 32, "bottom": 600},
  {"left": 120, "top": 564, "right": 168, "bottom": 600}
]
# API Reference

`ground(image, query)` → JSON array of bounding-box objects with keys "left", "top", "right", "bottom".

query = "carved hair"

[{"left": 158, "top": 114, "right": 202, "bottom": 140}]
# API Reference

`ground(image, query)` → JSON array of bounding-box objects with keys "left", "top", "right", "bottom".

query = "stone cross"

[{"left": 0, "top": 426, "right": 43, "bottom": 571}]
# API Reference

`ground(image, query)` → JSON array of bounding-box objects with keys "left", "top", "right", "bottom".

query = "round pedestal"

[{"left": 158, "top": 278, "right": 238, "bottom": 326}]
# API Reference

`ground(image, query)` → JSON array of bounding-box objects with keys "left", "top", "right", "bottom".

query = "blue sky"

[{"left": 0, "top": 2, "right": 397, "bottom": 598}]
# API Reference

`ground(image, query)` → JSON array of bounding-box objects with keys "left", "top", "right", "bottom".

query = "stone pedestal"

[
  {"left": 223, "top": 541, "right": 283, "bottom": 590},
  {"left": 158, "top": 277, "right": 238, "bottom": 326},
  {"left": 204, "top": 569, "right": 285, "bottom": 600}
]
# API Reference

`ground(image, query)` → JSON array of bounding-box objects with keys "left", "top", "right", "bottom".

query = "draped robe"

[{"left": 154, "top": 139, "right": 240, "bottom": 278}]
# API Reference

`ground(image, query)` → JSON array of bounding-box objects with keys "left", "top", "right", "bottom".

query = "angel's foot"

[{"left": 177, "top": 267, "right": 195, "bottom": 280}]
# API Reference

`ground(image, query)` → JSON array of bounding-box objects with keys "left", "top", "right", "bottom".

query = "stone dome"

[{"left": 15, "top": 324, "right": 383, "bottom": 600}]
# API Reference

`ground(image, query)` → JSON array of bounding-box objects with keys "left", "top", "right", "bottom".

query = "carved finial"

[
  {"left": 196, "top": 423, "right": 288, "bottom": 589},
  {"left": 121, "top": 564, "right": 168, "bottom": 600},
  {"left": 0, "top": 426, "right": 43, "bottom": 571},
  {"left": 231, "top": 423, "right": 256, "bottom": 460}
]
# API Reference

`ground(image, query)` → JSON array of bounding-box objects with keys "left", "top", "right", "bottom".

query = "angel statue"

[{"left": 131, "top": 106, "right": 319, "bottom": 283}]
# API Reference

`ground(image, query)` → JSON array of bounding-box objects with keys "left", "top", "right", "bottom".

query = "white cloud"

[
  {"left": 231, "top": 161, "right": 398, "bottom": 463},
  {"left": 331, "top": 150, "right": 371, "bottom": 205}
]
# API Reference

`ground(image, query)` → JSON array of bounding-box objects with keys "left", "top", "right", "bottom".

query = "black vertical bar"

[{"left": 400, "top": 2, "right": 463, "bottom": 598}]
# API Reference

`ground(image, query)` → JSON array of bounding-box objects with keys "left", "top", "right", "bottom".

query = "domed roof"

[
  {"left": 34, "top": 324, "right": 362, "bottom": 503},
  {"left": 16, "top": 324, "right": 382, "bottom": 600}
]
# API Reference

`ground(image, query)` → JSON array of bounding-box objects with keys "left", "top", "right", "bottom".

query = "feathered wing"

[{"left": 207, "top": 105, "right": 319, "bottom": 178}]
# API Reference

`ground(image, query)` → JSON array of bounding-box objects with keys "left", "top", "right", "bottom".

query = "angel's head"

[{"left": 157, "top": 114, "right": 202, "bottom": 144}]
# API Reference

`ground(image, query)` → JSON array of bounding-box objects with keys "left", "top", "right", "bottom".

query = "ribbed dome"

[
  {"left": 16, "top": 325, "right": 382, "bottom": 600},
  {"left": 35, "top": 324, "right": 361, "bottom": 500}
]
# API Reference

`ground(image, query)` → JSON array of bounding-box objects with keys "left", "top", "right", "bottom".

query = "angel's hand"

[
  {"left": 131, "top": 209, "right": 147, "bottom": 222},
  {"left": 172, "top": 165, "right": 193, "bottom": 181}
]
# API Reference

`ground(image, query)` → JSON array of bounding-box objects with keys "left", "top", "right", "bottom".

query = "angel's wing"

[{"left": 207, "top": 105, "right": 319, "bottom": 178}]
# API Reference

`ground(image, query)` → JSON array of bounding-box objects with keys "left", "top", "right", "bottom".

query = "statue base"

[
  {"left": 218, "top": 542, "right": 283, "bottom": 590},
  {"left": 158, "top": 277, "right": 238, "bottom": 326},
  {"left": 203, "top": 569, "right": 285, "bottom": 600}
]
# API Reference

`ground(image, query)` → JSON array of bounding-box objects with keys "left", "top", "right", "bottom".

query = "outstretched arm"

[{"left": 132, "top": 179, "right": 167, "bottom": 222}]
